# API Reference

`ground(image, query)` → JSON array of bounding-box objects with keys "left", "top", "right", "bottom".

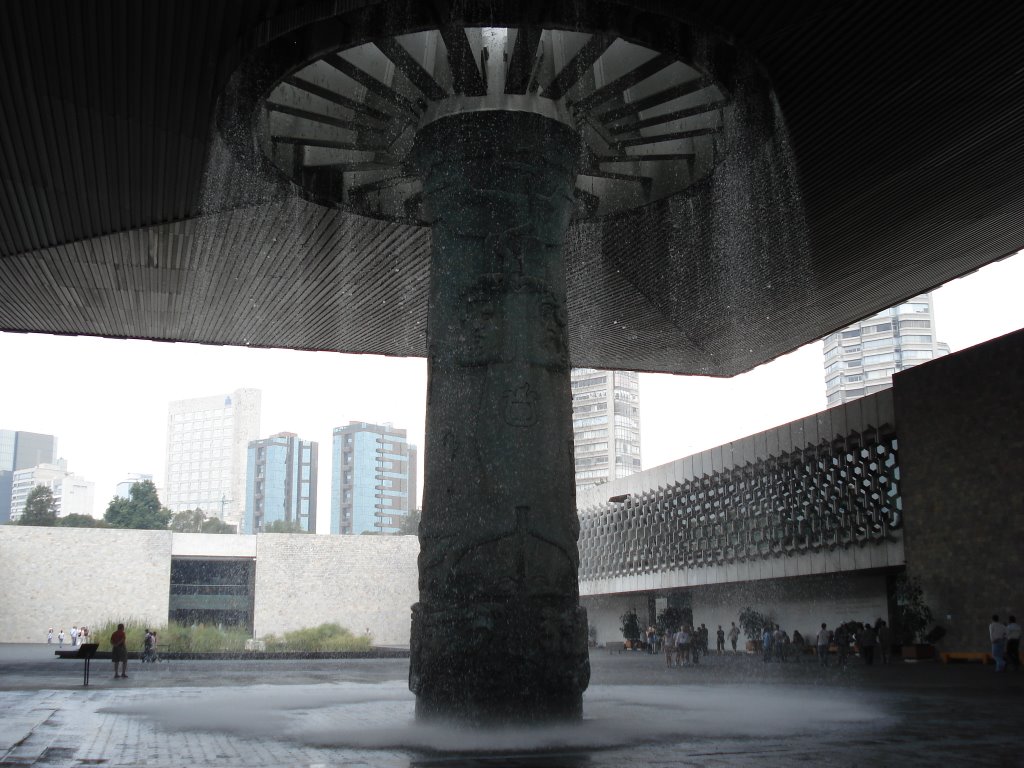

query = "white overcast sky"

[{"left": 1, "top": 250, "right": 1021, "bottom": 530}]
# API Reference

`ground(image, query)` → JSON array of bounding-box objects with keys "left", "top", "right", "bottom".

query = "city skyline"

[{"left": 0, "top": 251, "right": 1021, "bottom": 534}]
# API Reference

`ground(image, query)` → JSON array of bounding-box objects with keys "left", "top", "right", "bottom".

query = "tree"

[
  {"left": 891, "top": 573, "right": 934, "bottom": 644},
  {"left": 263, "top": 519, "right": 308, "bottom": 534},
  {"left": 169, "top": 508, "right": 206, "bottom": 532},
  {"left": 620, "top": 610, "right": 642, "bottom": 644},
  {"left": 17, "top": 485, "right": 58, "bottom": 526},
  {"left": 169, "top": 508, "right": 235, "bottom": 534},
  {"left": 656, "top": 606, "right": 685, "bottom": 634},
  {"left": 201, "top": 517, "right": 235, "bottom": 534},
  {"left": 394, "top": 508, "right": 420, "bottom": 535},
  {"left": 104, "top": 480, "right": 172, "bottom": 530},
  {"left": 58, "top": 514, "right": 107, "bottom": 528},
  {"left": 738, "top": 606, "right": 773, "bottom": 645}
]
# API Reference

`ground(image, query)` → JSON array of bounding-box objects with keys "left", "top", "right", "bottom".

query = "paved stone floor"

[{"left": 1, "top": 644, "right": 1022, "bottom": 766}]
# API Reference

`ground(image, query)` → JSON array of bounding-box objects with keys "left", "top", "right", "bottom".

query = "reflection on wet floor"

[{"left": 1, "top": 647, "right": 1022, "bottom": 766}]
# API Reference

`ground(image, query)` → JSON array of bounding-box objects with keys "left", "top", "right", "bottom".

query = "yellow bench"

[{"left": 939, "top": 652, "right": 993, "bottom": 664}]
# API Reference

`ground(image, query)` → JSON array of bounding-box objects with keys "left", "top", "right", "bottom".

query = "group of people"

[
  {"left": 46, "top": 626, "right": 90, "bottom": 647},
  {"left": 813, "top": 620, "right": 893, "bottom": 666},
  {"left": 659, "top": 622, "right": 743, "bottom": 667},
  {"left": 988, "top": 615, "right": 1021, "bottom": 672},
  {"left": 758, "top": 624, "right": 811, "bottom": 662}
]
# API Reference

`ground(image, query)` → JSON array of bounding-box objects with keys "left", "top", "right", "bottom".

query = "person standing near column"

[
  {"left": 817, "top": 623, "right": 831, "bottom": 666},
  {"left": 110, "top": 623, "right": 128, "bottom": 679},
  {"left": 728, "top": 622, "right": 740, "bottom": 652},
  {"left": 876, "top": 620, "right": 892, "bottom": 664},
  {"left": 989, "top": 615, "right": 1007, "bottom": 673},
  {"left": 1006, "top": 616, "right": 1021, "bottom": 671}
]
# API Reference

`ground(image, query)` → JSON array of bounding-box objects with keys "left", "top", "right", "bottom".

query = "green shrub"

[
  {"left": 262, "top": 623, "right": 372, "bottom": 652},
  {"left": 88, "top": 620, "right": 371, "bottom": 653},
  {"left": 89, "top": 619, "right": 249, "bottom": 652}
]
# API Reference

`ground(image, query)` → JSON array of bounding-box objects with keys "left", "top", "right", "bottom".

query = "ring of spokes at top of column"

[{"left": 258, "top": 27, "right": 731, "bottom": 222}]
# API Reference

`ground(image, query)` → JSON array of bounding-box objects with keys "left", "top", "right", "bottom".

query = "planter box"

[{"left": 900, "top": 643, "right": 935, "bottom": 660}]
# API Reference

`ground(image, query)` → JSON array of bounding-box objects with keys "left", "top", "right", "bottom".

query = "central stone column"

[{"left": 409, "top": 109, "right": 590, "bottom": 722}]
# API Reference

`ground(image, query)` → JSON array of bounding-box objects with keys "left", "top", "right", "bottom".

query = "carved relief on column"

[{"left": 410, "top": 110, "right": 589, "bottom": 722}]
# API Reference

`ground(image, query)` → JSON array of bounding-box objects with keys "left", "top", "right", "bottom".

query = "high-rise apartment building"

[
  {"left": 9, "top": 459, "right": 95, "bottom": 521},
  {"left": 0, "top": 430, "right": 57, "bottom": 522},
  {"left": 824, "top": 293, "right": 951, "bottom": 405},
  {"left": 331, "top": 421, "right": 416, "bottom": 535},
  {"left": 165, "top": 389, "right": 261, "bottom": 529},
  {"left": 244, "top": 432, "right": 318, "bottom": 534},
  {"left": 571, "top": 369, "right": 642, "bottom": 493}
]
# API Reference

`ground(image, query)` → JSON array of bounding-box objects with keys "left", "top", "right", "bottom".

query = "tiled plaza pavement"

[{"left": 1, "top": 644, "right": 1022, "bottom": 767}]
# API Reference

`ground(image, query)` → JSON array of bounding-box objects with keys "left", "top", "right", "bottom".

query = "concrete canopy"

[{"left": 1, "top": 0, "right": 1022, "bottom": 376}]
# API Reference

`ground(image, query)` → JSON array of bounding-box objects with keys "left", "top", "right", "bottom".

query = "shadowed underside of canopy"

[{"left": 0, "top": 0, "right": 1022, "bottom": 376}]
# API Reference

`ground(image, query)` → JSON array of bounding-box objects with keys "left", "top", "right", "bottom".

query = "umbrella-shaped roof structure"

[{"left": 1, "top": 0, "right": 1022, "bottom": 375}]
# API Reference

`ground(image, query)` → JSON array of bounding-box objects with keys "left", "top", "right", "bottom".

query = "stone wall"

[
  {"left": 252, "top": 534, "right": 419, "bottom": 645},
  {"left": 895, "top": 328, "right": 1024, "bottom": 651},
  {"left": 0, "top": 526, "right": 172, "bottom": 643},
  {"left": 0, "top": 527, "right": 420, "bottom": 646}
]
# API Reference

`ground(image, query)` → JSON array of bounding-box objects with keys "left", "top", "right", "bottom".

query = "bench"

[
  {"left": 70, "top": 643, "right": 99, "bottom": 686},
  {"left": 605, "top": 641, "right": 625, "bottom": 654},
  {"left": 940, "top": 652, "right": 993, "bottom": 664}
]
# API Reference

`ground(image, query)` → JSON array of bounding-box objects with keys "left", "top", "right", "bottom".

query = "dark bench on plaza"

[
  {"left": 56, "top": 645, "right": 143, "bottom": 682},
  {"left": 57, "top": 643, "right": 101, "bottom": 686}
]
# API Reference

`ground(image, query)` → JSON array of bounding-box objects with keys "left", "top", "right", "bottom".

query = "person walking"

[
  {"left": 716, "top": 625, "right": 725, "bottom": 655},
  {"left": 762, "top": 625, "right": 773, "bottom": 662},
  {"left": 57, "top": 629, "right": 65, "bottom": 648},
  {"left": 676, "top": 626, "right": 691, "bottom": 667},
  {"left": 834, "top": 624, "right": 850, "bottom": 666},
  {"left": 876, "top": 620, "right": 892, "bottom": 664},
  {"left": 111, "top": 623, "right": 129, "bottom": 678},
  {"left": 989, "top": 615, "right": 1008, "bottom": 672},
  {"left": 858, "top": 622, "right": 877, "bottom": 665},
  {"left": 1006, "top": 616, "right": 1021, "bottom": 671},
  {"left": 728, "top": 622, "right": 740, "bottom": 652},
  {"left": 47, "top": 628, "right": 54, "bottom": 644},
  {"left": 774, "top": 626, "right": 786, "bottom": 662},
  {"left": 792, "top": 629, "right": 805, "bottom": 662},
  {"left": 817, "top": 623, "right": 831, "bottom": 666},
  {"left": 664, "top": 627, "right": 676, "bottom": 668}
]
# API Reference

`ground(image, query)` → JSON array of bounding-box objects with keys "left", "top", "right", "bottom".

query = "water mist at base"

[{"left": 102, "top": 681, "right": 884, "bottom": 755}]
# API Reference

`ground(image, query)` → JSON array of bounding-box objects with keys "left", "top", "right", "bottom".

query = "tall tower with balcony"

[
  {"left": 571, "top": 369, "right": 642, "bottom": 493},
  {"left": 823, "top": 293, "right": 950, "bottom": 405},
  {"left": 331, "top": 421, "right": 417, "bottom": 535}
]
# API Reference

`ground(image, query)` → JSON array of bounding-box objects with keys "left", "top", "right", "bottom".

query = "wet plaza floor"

[{"left": 1, "top": 644, "right": 1022, "bottom": 767}]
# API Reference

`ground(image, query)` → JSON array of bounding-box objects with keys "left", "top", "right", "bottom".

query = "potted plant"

[
  {"left": 892, "top": 574, "right": 937, "bottom": 659},
  {"left": 656, "top": 606, "right": 684, "bottom": 637},
  {"left": 738, "top": 607, "right": 772, "bottom": 653},
  {"left": 620, "top": 610, "right": 642, "bottom": 650}
]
